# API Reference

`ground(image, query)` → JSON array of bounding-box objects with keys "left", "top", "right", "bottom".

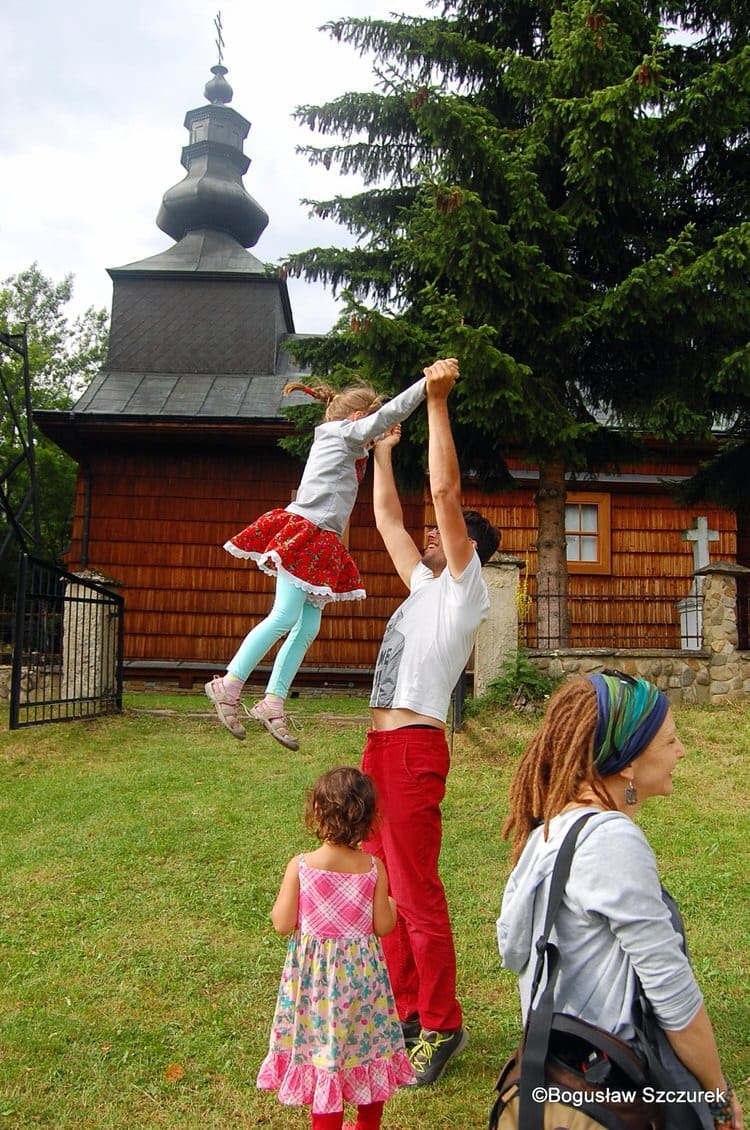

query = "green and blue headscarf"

[{"left": 587, "top": 671, "right": 669, "bottom": 776}]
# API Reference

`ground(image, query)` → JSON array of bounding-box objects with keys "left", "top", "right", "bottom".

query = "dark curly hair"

[
  {"left": 463, "top": 509, "right": 501, "bottom": 565},
  {"left": 305, "top": 767, "right": 378, "bottom": 849}
]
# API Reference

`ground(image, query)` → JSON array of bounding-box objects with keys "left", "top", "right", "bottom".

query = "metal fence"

[
  {"left": 0, "top": 592, "right": 13, "bottom": 666},
  {"left": 521, "top": 578, "right": 704, "bottom": 651},
  {"left": 8, "top": 554, "right": 124, "bottom": 729}
]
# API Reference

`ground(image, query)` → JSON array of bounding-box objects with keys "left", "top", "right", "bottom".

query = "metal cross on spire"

[{"left": 214, "top": 11, "right": 224, "bottom": 65}]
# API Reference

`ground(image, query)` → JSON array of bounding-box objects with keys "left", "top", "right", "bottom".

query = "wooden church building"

[
  {"left": 35, "top": 64, "right": 745, "bottom": 690},
  {"left": 34, "top": 62, "right": 423, "bottom": 690}
]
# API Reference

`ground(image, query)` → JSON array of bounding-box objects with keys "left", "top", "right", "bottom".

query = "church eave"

[{"left": 33, "top": 410, "right": 295, "bottom": 461}]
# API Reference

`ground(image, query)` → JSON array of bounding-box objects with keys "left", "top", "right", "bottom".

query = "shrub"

[{"left": 468, "top": 649, "right": 559, "bottom": 714}]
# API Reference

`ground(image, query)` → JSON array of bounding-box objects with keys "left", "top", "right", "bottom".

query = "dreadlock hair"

[
  {"left": 283, "top": 380, "right": 383, "bottom": 423},
  {"left": 502, "top": 678, "right": 617, "bottom": 866},
  {"left": 463, "top": 509, "right": 501, "bottom": 565},
  {"left": 304, "top": 766, "right": 379, "bottom": 850}
]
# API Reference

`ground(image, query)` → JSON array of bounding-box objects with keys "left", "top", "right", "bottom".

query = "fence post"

[
  {"left": 62, "top": 570, "right": 123, "bottom": 709},
  {"left": 451, "top": 668, "right": 467, "bottom": 735},
  {"left": 474, "top": 553, "right": 526, "bottom": 698},
  {"left": 696, "top": 561, "right": 750, "bottom": 704}
]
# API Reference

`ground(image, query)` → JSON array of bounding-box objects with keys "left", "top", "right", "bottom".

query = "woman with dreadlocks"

[
  {"left": 205, "top": 366, "right": 433, "bottom": 749},
  {"left": 497, "top": 672, "right": 742, "bottom": 1130}
]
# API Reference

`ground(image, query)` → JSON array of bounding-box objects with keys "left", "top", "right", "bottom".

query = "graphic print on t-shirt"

[{"left": 370, "top": 609, "right": 405, "bottom": 708}]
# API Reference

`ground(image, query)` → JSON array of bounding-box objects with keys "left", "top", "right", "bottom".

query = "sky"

[{"left": 1, "top": 0, "right": 431, "bottom": 335}]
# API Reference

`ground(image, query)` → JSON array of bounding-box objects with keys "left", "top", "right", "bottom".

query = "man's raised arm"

[
  {"left": 425, "top": 359, "right": 476, "bottom": 579},
  {"left": 372, "top": 427, "right": 421, "bottom": 589}
]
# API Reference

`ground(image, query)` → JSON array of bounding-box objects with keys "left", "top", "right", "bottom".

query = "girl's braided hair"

[
  {"left": 305, "top": 766, "right": 379, "bottom": 849},
  {"left": 283, "top": 379, "right": 383, "bottom": 423},
  {"left": 503, "top": 678, "right": 616, "bottom": 865}
]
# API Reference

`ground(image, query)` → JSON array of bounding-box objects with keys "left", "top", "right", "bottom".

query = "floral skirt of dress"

[
  {"left": 224, "top": 509, "right": 365, "bottom": 608},
  {"left": 256, "top": 931, "right": 415, "bottom": 1112}
]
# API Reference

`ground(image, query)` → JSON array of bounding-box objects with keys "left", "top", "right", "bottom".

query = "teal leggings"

[{"left": 227, "top": 571, "right": 323, "bottom": 700}]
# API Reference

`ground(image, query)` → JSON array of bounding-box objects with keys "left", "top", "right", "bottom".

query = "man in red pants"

[{"left": 362, "top": 357, "right": 500, "bottom": 1086}]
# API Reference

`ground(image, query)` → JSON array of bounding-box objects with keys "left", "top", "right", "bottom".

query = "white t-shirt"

[{"left": 369, "top": 554, "right": 490, "bottom": 723}]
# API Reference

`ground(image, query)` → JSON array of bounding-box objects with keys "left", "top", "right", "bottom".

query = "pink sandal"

[
  {"left": 204, "top": 676, "right": 246, "bottom": 740},
  {"left": 249, "top": 698, "right": 301, "bottom": 751}
]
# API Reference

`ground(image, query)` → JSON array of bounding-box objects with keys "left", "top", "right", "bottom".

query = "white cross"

[{"left": 682, "top": 516, "right": 719, "bottom": 573}]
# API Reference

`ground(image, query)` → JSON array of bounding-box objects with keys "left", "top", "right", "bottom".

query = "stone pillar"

[
  {"left": 474, "top": 554, "right": 525, "bottom": 698},
  {"left": 62, "top": 570, "right": 122, "bottom": 709},
  {"left": 696, "top": 562, "right": 750, "bottom": 704}
]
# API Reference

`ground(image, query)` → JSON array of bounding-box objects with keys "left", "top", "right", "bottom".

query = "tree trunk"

[{"left": 534, "top": 455, "right": 570, "bottom": 648}]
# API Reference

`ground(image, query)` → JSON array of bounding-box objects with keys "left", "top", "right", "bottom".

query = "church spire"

[{"left": 156, "top": 55, "right": 269, "bottom": 249}]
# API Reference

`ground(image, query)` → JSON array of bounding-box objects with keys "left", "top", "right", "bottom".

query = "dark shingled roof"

[
  {"left": 71, "top": 347, "right": 311, "bottom": 421},
  {"left": 111, "top": 229, "right": 267, "bottom": 277}
]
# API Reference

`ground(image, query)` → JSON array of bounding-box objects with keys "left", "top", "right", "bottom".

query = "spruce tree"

[{"left": 285, "top": 0, "right": 749, "bottom": 645}]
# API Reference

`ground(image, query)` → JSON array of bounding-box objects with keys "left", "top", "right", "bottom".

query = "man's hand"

[
  {"left": 373, "top": 424, "right": 401, "bottom": 451},
  {"left": 424, "top": 357, "right": 459, "bottom": 401}
]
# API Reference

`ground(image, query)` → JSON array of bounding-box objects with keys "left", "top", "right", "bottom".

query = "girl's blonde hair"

[
  {"left": 304, "top": 766, "right": 378, "bottom": 849},
  {"left": 283, "top": 379, "right": 382, "bottom": 423},
  {"left": 502, "top": 678, "right": 616, "bottom": 866}
]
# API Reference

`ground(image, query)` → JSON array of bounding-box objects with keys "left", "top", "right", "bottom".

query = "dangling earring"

[{"left": 625, "top": 778, "right": 638, "bottom": 806}]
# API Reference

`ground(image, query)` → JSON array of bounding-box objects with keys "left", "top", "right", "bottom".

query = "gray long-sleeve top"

[
  {"left": 497, "top": 808, "right": 703, "bottom": 1040},
  {"left": 286, "top": 376, "right": 426, "bottom": 537}
]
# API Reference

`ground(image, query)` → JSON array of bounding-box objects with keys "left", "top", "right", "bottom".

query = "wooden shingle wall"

[
  {"left": 65, "top": 441, "right": 738, "bottom": 679},
  {"left": 737, "top": 503, "right": 750, "bottom": 568},
  {"left": 65, "top": 442, "right": 423, "bottom": 677},
  {"left": 461, "top": 465, "right": 736, "bottom": 648}
]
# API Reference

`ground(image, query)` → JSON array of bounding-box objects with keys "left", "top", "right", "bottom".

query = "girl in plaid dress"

[
  {"left": 257, "top": 767, "right": 414, "bottom": 1130},
  {"left": 205, "top": 371, "right": 427, "bottom": 749}
]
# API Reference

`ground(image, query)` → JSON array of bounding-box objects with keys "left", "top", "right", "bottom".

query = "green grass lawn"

[{"left": 1, "top": 696, "right": 748, "bottom": 1128}]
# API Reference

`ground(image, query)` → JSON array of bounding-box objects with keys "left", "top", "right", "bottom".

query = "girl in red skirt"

[{"left": 205, "top": 370, "right": 428, "bottom": 748}]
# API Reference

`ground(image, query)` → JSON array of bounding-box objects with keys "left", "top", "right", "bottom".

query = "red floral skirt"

[{"left": 224, "top": 509, "right": 365, "bottom": 607}]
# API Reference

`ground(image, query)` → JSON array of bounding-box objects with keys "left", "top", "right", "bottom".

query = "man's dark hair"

[{"left": 463, "top": 509, "right": 501, "bottom": 565}]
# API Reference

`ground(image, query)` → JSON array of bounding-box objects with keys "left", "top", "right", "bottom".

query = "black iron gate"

[{"left": 10, "top": 554, "right": 124, "bottom": 729}]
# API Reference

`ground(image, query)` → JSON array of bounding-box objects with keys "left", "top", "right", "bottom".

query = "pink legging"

[{"left": 311, "top": 1101, "right": 384, "bottom": 1129}]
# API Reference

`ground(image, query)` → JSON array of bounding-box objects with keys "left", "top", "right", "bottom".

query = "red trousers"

[{"left": 361, "top": 726, "right": 462, "bottom": 1032}]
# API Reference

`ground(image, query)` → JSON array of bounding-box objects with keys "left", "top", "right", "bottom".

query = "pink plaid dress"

[{"left": 257, "top": 855, "right": 414, "bottom": 1112}]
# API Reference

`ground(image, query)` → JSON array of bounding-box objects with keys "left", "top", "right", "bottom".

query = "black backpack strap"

[
  {"left": 519, "top": 812, "right": 596, "bottom": 1130},
  {"left": 527, "top": 812, "right": 596, "bottom": 1002}
]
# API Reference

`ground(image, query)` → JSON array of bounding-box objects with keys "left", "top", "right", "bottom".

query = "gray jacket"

[{"left": 497, "top": 808, "right": 703, "bottom": 1039}]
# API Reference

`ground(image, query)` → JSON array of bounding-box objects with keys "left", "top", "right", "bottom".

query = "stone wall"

[
  {"left": 0, "top": 665, "right": 60, "bottom": 705},
  {"left": 529, "top": 650, "right": 712, "bottom": 705}
]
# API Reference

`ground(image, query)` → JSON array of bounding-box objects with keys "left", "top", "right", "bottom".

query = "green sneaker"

[{"left": 409, "top": 1027, "right": 468, "bottom": 1086}]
